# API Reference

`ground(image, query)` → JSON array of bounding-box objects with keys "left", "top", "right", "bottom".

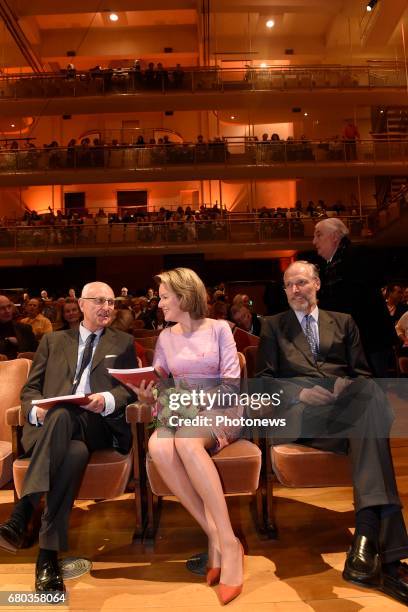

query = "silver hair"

[{"left": 315, "top": 217, "right": 349, "bottom": 238}]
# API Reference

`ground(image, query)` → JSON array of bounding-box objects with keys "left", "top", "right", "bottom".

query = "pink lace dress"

[{"left": 153, "top": 318, "right": 242, "bottom": 452}]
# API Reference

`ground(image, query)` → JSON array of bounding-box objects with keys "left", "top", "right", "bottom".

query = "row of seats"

[{"left": 1, "top": 350, "right": 352, "bottom": 543}]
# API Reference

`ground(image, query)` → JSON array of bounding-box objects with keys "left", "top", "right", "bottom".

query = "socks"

[
  {"left": 383, "top": 560, "right": 402, "bottom": 577},
  {"left": 37, "top": 548, "right": 58, "bottom": 566},
  {"left": 10, "top": 495, "right": 35, "bottom": 528},
  {"left": 355, "top": 506, "right": 380, "bottom": 541}
]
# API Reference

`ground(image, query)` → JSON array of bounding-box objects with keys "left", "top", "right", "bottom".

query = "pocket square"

[{"left": 105, "top": 354, "right": 118, "bottom": 358}]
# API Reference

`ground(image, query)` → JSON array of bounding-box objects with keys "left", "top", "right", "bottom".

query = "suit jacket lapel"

[
  {"left": 282, "top": 310, "right": 316, "bottom": 366},
  {"left": 91, "top": 327, "right": 116, "bottom": 372},
  {"left": 62, "top": 328, "right": 80, "bottom": 380},
  {"left": 317, "top": 310, "right": 335, "bottom": 364}
]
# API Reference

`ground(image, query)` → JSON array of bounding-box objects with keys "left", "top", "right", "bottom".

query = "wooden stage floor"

[{"left": 0, "top": 445, "right": 408, "bottom": 611}]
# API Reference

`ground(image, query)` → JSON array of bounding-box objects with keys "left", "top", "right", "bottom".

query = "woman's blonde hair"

[{"left": 155, "top": 267, "right": 208, "bottom": 320}]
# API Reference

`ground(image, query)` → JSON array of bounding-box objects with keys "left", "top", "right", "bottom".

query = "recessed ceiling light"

[
  {"left": 380, "top": 109, "right": 384, "bottom": 114},
  {"left": 109, "top": 12, "right": 119, "bottom": 21},
  {"left": 10, "top": 123, "right": 15, "bottom": 127},
  {"left": 304, "top": 112, "right": 308, "bottom": 117},
  {"left": 266, "top": 19, "right": 275, "bottom": 28},
  {"left": 230, "top": 115, "right": 236, "bottom": 120},
  {"left": 260, "top": 63, "right": 268, "bottom": 68},
  {"left": 366, "top": 5, "right": 372, "bottom": 10}
]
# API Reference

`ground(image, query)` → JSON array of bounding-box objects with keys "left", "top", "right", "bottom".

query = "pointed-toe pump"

[{"left": 216, "top": 541, "right": 244, "bottom": 605}]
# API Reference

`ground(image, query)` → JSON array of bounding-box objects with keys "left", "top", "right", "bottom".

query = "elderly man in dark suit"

[
  {"left": 0, "top": 295, "right": 37, "bottom": 359},
  {"left": 256, "top": 261, "right": 408, "bottom": 606},
  {"left": 0, "top": 281, "right": 137, "bottom": 593}
]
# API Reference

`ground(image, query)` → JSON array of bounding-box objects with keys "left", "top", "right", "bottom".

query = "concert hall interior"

[{"left": 0, "top": 0, "right": 407, "bottom": 609}]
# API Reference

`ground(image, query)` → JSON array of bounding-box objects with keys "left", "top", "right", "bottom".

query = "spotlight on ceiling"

[
  {"left": 109, "top": 12, "right": 119, "bottom": 21},
  {"left": 304, "top": 112, "right": 308, "bottom": 117},
  {"left": 10, "top": 123, "right": 15, "bottom": 127},
  {"left": 366, "top": 0, "right": 377, "bottom": 12},
  {"left": 266, "top": 19, "right": 275, "bottom": 28},
  {"left": 230, "top": 115, "right": 236, "bottom": 120},
  {"left": 380, "top": 109, "right": 384, "bottom": 114}
]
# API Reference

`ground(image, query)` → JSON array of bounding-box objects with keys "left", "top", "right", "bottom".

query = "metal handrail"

[
  {"left": 0, "top": 215, "right": 376, "bottom": 254},
  {"left": 0, "top": 63, "right": 405, "bottom": 99},
  {"left": 0, "top": 139, "right": 407, "bottom": 175}
]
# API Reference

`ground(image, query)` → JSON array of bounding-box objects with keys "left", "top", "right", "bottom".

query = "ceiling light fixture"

[
  {"left": 10, "top": 123, "right": 15, "bottom": 127},
  {"left": 109, "top": 12, "right": 119, "bottom": 21},
  {"left": 230, "top": 115, "right": 236, "bottom": 119},
  {"left": 260, "top": 62, "right": 268, "bottom": 68},
  {"left": 366, "top": 0, "right": 377, "bottom": 12},
  {"left": 304, "top": 112, "right": 308, "bottom": 117},
  {"left": 380, "top": 109, "right": 384, "bottom": 114},
  {"left": 266, "top": 19, "right": 275, "bottom": 29}
]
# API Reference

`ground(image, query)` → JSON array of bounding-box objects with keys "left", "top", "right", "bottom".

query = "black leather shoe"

[
  {"left": 0, "top": 518, "right": 26, "bottom": 553},
  {"left": 381, "top": 562, "right": 408, "bottom": 605},
  {"left": 35, "top": 558, "right": 65, "bottom": 593},
  {"left": 342, "top": 535, "right": 382, "bottom": 587}
]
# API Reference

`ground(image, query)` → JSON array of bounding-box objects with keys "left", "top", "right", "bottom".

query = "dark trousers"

[
  {"left": 277, "top": 378, "right": 408, "bottom": 562},
  {"left": 22, "top": 405, "right": 113, "bottom": 551}
]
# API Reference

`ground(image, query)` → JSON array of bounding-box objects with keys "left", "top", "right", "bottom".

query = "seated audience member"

[
  {"left": 150, "top": 307, "right": 168, "bottom": 330},
  {"left": 256, "top": 261, "right": 408, "bottom": 605},
  {"left": 396, "top": 311, "right": 408, "bottom": 356},
  {"left": 403, "top": 286, "right": 408, "bottom": 306},
  {"left": 20, "top": 298, "right": 53, "bottom": 341},
  {"left": 232, "top": 293, "right": 255, "bottom": 312},
  {"left": 0, "top": 282, "right": 137, "bottom": 593},
  {"left": 230, "top": 304, "right": 262, "bottom": 336},
  {"left": 386, "top": 284, "right": 408, "bottom": 325},
  {"left": 0, "top": 295, "right": 38, "bottom": 359},
  {"left": 211, "top": 301, "right": 229, "bottom": 320},
  {"left": 313, "top": 218, "right": 397, "bottom": 377},
  {"left": 110, "top": 308, "right": 147, "bottom": 367},
  {"left": 127, "top": 268, "right": 244, "bottom": 605},
  {"left": 60, "top": 300, "right": 82, "bottom": 330}
]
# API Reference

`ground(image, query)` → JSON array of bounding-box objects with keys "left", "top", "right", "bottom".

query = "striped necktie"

[{"left": 303, "top": 314, "right": 318, "bottom": 361}]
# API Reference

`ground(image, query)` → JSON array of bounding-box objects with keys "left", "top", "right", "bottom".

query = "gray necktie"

[{"left": 303, "top": 314, "right": 318, "bottom": 361}]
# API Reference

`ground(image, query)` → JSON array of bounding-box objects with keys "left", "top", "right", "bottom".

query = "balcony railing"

[
  {"left": 0, "top": 139, "right": 407, "bottom": 175},
  {"left": 0, "top": 214, "right": 381, "bottom": 254},
  {"left": 0, "top": 64, "right": 405, "bottom": 100}
]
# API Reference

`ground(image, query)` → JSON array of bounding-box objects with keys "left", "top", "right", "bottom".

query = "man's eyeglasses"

[
  {"left": 81, "top": 297, "right": 115, "bottom": 307},
  {"left": 284, "top": 279, "right": 311, "bottom": 290}
]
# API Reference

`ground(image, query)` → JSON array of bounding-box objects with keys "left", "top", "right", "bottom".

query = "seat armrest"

[
  {"left": 6, "top": 405, "right": 25, "bottom": 427},
  {"left": 126, "top": 402, "right": 152, "bottom": 424}
]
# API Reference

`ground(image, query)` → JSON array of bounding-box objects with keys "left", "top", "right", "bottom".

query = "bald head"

[
  {"left": 81, "top": 281, "right": 113, "bottom": 298},
  {"left": 313, "top": 218, "right": 349, "bottom": 261}
]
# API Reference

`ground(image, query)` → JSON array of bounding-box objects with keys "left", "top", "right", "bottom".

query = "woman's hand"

[{"left": 126, "top": 379, "right": 156, "bottom": 404}]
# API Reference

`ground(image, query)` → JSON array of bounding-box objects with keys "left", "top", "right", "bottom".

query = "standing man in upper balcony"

[
  {"left": 342, "top": 118, "right": 360, "bottom": 161},
  {"left": 312, "top": 218, "right": 397, "bottom": 377}
]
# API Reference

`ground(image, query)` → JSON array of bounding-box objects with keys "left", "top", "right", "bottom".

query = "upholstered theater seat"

[
  {"left": 271, "top": 443, "right": 352, "bottom": 488},
  {"left": 13, "top": 449, "right": 133, "bottom": 500},
  {"left": 147, "top": 438, "right": 261, "bottom": 496},
  {"left": 0, "top": 358, "right": 32, "bottom": 488}
]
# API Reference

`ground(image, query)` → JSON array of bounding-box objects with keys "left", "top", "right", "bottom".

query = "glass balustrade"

[
  {"left": 0, "top": 140, "right": 406, "bottom": 175},
  {"left": 0, "top": 214, "right": 380, "bottom": 254},
  {"left": 0, "top": 64, "right": 405, "bottom": 99}
]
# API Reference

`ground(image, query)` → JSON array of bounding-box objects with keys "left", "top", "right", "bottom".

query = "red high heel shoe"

[
  {"left": 206, "top": 567, "right": 221, "bottom": 586},
  {"left": 217, "top": 541, "right": 244, "bottom": 605}
]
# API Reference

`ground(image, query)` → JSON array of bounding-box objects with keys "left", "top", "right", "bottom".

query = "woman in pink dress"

[{"left": 129, "top": 267, "right": 244, "bottom": 605}]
